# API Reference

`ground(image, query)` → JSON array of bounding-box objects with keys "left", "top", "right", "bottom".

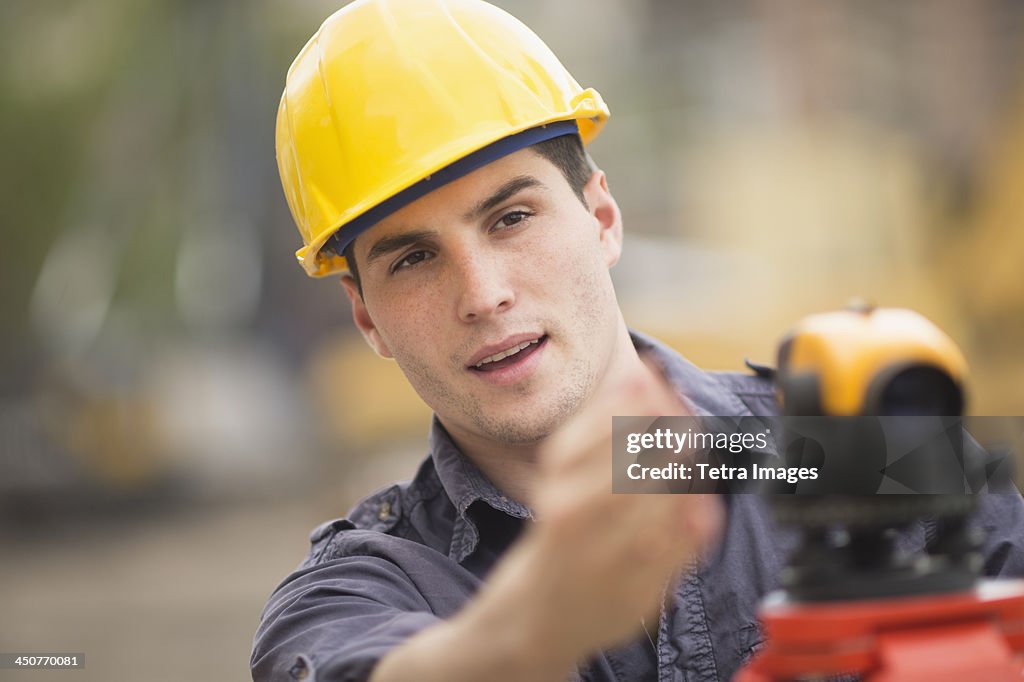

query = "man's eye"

[
  {"left": 392, "top": 250, "right": 433, "bottom": 273},
  {"left": 493, "top": 210, "right": 532, "bottom": 231}
]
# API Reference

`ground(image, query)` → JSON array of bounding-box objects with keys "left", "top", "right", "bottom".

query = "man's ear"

[
  {"left": 340, "top": 275, "right": 394, "bottom": 359},
  {"left": 582, "top": 169, "right": 623, "bottom": 268}
]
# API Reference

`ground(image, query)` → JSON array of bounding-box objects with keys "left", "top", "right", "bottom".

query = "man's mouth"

[{"left": 470, "top": 335, "right": 547, "bottom": 372}]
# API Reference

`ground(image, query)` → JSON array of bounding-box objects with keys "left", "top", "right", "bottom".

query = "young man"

[{"left": 253, "top": 2, "right": 1024, "bottom": 680}]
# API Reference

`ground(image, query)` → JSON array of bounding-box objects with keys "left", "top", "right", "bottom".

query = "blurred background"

[{"left": 2, "top": 0, "right": 1023, "bottom": 679}]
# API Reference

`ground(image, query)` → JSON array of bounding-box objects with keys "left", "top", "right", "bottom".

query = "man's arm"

[
  {"left": 370, "top": 496, "right": 720, "bottom": 682},
  {"left": 250, "top": 537, "right": 579, "bottom": 682},
  {"left": 253, "top": 375, "right": 719, "bottom": 682},
  {"left": 251, "top": 553, "right": 444, "bottom": 680},
  {"left": 371, "top": 376, "right": 722, "bottom": 682}
]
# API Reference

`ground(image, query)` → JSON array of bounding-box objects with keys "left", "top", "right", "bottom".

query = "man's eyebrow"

[
  {"left": 462, "top": 175, "right": 545, "bottom": 222},
  {"left": 365, "top": 229, "right": 438, "bottom": 266}
]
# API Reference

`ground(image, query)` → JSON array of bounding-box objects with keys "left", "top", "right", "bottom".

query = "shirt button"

[{"left": 289, "top": 658, "right": 309, "bottom": 679}]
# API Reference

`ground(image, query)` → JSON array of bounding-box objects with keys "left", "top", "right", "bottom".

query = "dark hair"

[
  {"left": 531, "top": 132, "right": 592, "bottom": 207},
  {"left": 345, "top": 133, "right": 592, "bottom": 296}
]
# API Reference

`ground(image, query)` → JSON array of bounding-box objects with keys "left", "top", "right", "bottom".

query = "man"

[{"left": 252, "top": 1, "right": 1024, "bottom": 680}]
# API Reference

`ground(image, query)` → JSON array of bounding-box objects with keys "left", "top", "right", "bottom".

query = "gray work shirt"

[{"left": 251, "top": 331, "right": 1024, "bottom": 681}]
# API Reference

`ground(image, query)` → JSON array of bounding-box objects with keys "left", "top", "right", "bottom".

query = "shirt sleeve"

[
  {"left": 250, "top": 554, "right": 444, "bottom": 682},
  {"left": 975, "top": 489, "right": 1024, "bottom": 578},
  {"left": 963, "top": 426, "right": 1024, "bottom": 578}
]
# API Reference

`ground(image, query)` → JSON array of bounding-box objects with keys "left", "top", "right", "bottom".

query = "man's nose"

[{"left": 452, "top": 250, "right": 516, "bottom": 322}]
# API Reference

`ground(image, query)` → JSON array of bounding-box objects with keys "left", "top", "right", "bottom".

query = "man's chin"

[
  {"left": 472, "top": 420, "right": 555, "bottom": 447},
  {"left": 468, "top": 394, "right": 585, "bottom": 446}
]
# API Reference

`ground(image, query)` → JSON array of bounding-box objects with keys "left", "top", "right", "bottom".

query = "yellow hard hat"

[{"left": 276, "top": 0, "right": 610, "bottom": 277}]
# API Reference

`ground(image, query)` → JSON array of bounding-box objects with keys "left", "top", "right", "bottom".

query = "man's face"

[{"left": 342, "top": 147, "right": 624, "bottom": 447}]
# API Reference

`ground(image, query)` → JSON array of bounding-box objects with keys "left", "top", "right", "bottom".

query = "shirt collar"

[
  {"left": 427, "top": 329, "right": 753, "bottom": 563},
  {"left": 429, "top": 418, "right": 531, "bottom": 563}
]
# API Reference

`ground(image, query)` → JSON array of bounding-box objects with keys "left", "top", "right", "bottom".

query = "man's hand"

[
  {"left": 372, "top": 370, "right": 723, "bottom": 682},
  {"left": 478, "top": 371, "right": 724, "bottom": 668}
]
